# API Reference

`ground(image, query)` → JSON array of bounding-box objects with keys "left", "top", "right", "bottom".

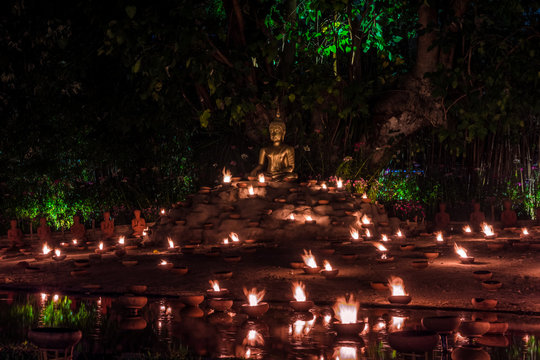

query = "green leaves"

[{"left": 199, "top": 109, "right": 211, "bottom": 128}]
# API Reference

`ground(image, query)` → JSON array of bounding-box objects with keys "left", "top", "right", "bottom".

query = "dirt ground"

[{"left": 0, "top": 232, "right": 539, "bottom": 315}]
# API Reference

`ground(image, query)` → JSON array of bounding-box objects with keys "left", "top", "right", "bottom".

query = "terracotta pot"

[
  {"left": 411, "top": 260, "right": 429, "bottom": 269},
  {"left": 244, "top": 239, "right": 256, "bottom": 244},
  {"left": 388, "top": 295, "right": 412, "bottom": 305},
  {"left": 423, "top": 252, "right": 440, "bottom": 259},
  {"left": 477, "top": 335, "right": 509, "bottom": 347},
  {"left": 482, "top": 280, "right": 502, "bottom": 291},
  {"left": 242, "top": 302, "right": 269, "bottom": 317},
  {"left": 73, "top": 259, "right": 90, "bottom": 268},
  {"left": 128, "top": 285, "right": 147, "bottom": 294},
  {"left": 333, "top": 321, "right": 365, "bottom": 336},
  {"left": 459, "top": 257, "right": 475, "bottom": 264},
  {"left": 303, "top": 266, "right": 321, "bottom": 274},
  {"left": 119, "top": 316, "right": 147, "bottom": 330},
  {"left": 370, "top": 282, "right": 388, "bottom": 291},
  {"left": 320, "top": 247, "right": 336, "bottom": 256},
  {"left": 318, "top": 199, "right": 330, "bottom": 205},
  {"left": 487, "top": 242, "right": 504, "bottom": 250},
  {"left": 289, "top": 300, "right": 314, "bottom": 312},
  {"left": 376, "top": 256, "right": 395, "bottom": 263},
  {"left": 387, "top": 330, "right": 439, "bottom": 353},
  {"left": 459, "top": 321, "right": 490, "bottom": 337},
  {"left": 208, "top": 298, "right": 233, "bottom": 312},
  {"left": 473, "top": 271, "right": 493, "bottom": 281},
  {"left": 25, "top": 266, "right": 41, "bottom": 273},
  {"left": 214, "top": 270, "right": 233, "bottom": 280},
  {"left": 28, "top": 328, "right": 82, "bottom": 350},
  {"left": 119, "top": 295, "right": 147, "bottom": 309},
  {"left": 223, "top": 255, "right": 242, "bottom": 263},
  {"left": 171, "top": 266, "right": 188, "bottom": 275},
  {"left": 340, "top": 253, "right": 358, "bottom": 262},
  {"left": 471, "top": 298, "right": 497, "bottom": 310},
  {"left": 422, "top": 316, "right": 461, "bottom": 333},
  {"left": 321, "top": 269, "right": 339, "bottom": 279},
  {"left": 451, "top": 345, "right": 490, "bottom": 360},
  {"left": 158, "top": 262, "right": 174, "bottom": 270},
  {"left": 70, "top": 269, "right": 88, "bottom": 277},
  {"left": 122, "top": 260, "right": 138, "bottom": 267},
  {"left": 400, "top": 244, "right": 416, "bottom": 251},
  {"left": 52, "top": 255, "right": 67, "bottom": 261},
  {"left": 178, "top": 292, "right": 204, "bottom": 307},
  {"left": 206, "top": 289, "right": 229, "bottom": 298},
  {"left": 487, "top": 321, "right": 508, "bottom": 334}
]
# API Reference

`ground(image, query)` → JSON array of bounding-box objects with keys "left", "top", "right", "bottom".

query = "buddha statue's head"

[
  {"left": 40, "top": 217, "right": 46, "bottom": 225},
  {"left": 10, "top": 219, "right": 17, "bottom": 228},
  {"left": 73, "top": 215, "right": 80, "bottom": 224},
  {"left": 269, "top": 110, "right": 286, "bottom": 143},
  {"left": 104, "top": 212, "right": 110, "bottom": 220}
]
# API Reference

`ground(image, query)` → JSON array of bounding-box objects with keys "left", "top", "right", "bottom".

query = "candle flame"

[
  {"left": 301, "top": 249, "right": 318, "bottom": 268},
  {"left": 332, "top": 295, "right": 359, "bottom": 324},
  {"left": 481, "top": 222, "right": 494, "bottom": 236},
  {"left": 54, "top": 249, "right": 61, "bottom": 257},
  {"left": 160, "top": 259, "right": 168, "bottom": 265},
  {"left": 168, "top": 238, "right": 174, "bottom": 248},
  {"left": 72, "top": 239, "right": 78, "bottom": 245},
  {"left": 322, "top": 183, "right": 327, "bottom": 190},
  {"left": 350, "top": 227, "right": 359, "bottom": 240},
  {"left": 522, "top": 228, "right": 529, "bottom": 235},
  {"left": 246, "top": 329, "right": 264, "bottom": 346},
  {"left": 42, "top": 243, "right": 51, "bottom": 255},
  {"left": 396, "top": 229, "right": 403, "bottom": 237},
  {"left": 230, "top": 232, "right": 240, "bottom": 242},
  {"left": 381, "top": 253, "right": 388, "bottom": 259},
  {"left": 463, "top": 225, "right": 472, "bottom": 233},
  {"left": 454, "top": 243, "right": 469, "bottom": 258},
  {"left": 292, "top": 281, "right": 307, "bottom": 302},
  {"left": 373, "top": 242, "right": 387, "bottom": 252},
  {"left": 210, "top": 280, "right": 220, "bottom": 292},
  {"left": 243, "top": 287, "right": 265, "bottom": 306},
  {"left": 160, "top": 209, "right": 165, "bottom": 215},
  {"left": 336, "top": 178, "right": 343, "bottom": 188},
  {"left": 388, "top": 276, "right": 407, "bottom": 296},
  {"left": 289, "top": 213, "right": 295, "bottom": 221},
  {"left": 305, "top": 215, "right": 313, "bottom": 222},
  {"left": 222, "top": 167, "right": 232, "bottom": 183},
  {"left": 223, "top": 238, "right": 229, "bottom": 245},
  {"left": 334, "top": 346, "right": 357, "bottom": 360},
  {"left": 142, "top": 227, "right": 149, "bottom": 237},
  {"left": 435, "top": 231, "right": 444, "bottom": 242},
  {"left": 381, "top": 234, "right": 388, "bottom": 242},
  {"left": 119, "top": 236, "right": 125, "bottom": 245},
  {"left": 245, "top": 348, "right": 251, "bottom": 359},
  {"left": 391, "top": 316, "right": 406, "bottom": 330},
  {"left": 365, "top": 228, "right": 371, "bottom": 238},
  {"left": 362, "top": 193, "right": 368, "bottom": 199},
  {"left": 99, "top": 242, "right": 104, "bottom": 250},
  {"left": 258, "top": 173, "right": 265, "bottom": 183},
  {"left": 361, "top": 214, "right": 371, "bottom": 225},
  {"left": 248, "top": 185, "right": 254, "bottom": 195},
  {"left": 323, "top": 260, "right": 333, "bottom": 271}
]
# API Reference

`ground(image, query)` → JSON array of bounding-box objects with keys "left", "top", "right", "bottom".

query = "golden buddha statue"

[{"left": 250, "top": 112, "right": 297, "bottom": 181}]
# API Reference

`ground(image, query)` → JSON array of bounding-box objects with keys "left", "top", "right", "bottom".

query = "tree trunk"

[{"left": 279, "top": 0, "right": 297, "bottom": 79}]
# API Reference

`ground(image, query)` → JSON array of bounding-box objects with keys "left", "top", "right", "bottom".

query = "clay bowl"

[
  {"left": 473, "top": 270, "right": 493, "bottom": 281},
  {"left": 125, "top": 245, "right": 138, "bottom": 251},
  {"left": 361, "top": 197, "right": 371, "bottom": 203},
  {"left": 321, "top": 269, "right": 339, "bottom": 279},
  {"left": 303, "top": 266, "right": 321, "bottom": 275},
  {"left": 158, "top": 262, "right": 174, "bottom": 270},
  {"left": 208, "top": 298, "right": 233, "bottom": 312},
  {"left": 247, "top": 176, "right": 257, "bottom": 181},
  {"left": 318, "top": 199, "right": 330, "bottom": 205},
  {"left": 114, "top": 249, "right": 126, "bottom": 258},
  {"left": 236, "top": 182, "right": 247, "bottom": 188},
  {"left": 340, "top": 253, "right": 358, "bottom": 262},
  {"left": 482, "top": 280, "right": 502, "bottom": 291},
  {"left": 471, "top": 298, "right": 497, "bottom": 310},
  {"left": 242, "top": 246, "right": 257, "bottom": 253},
  {"left": 171, "top": 266, "right": 189, "bottom": 275},
  {"left": 477, "top": 335, "right": 510, "bottom": 348},
  {"left": 452, "top": 344, "right": 490, "bottom": 360},
  {"left": 231, "top": 177, "right": 241, "bottom": 182},
  {"left": 127, "top": 285, "right": 147, "bottom": 294},
  {"left": 223, "top": 255, "right": 242, "bottom": 263},
  {"left": 388, "top": 295, "right": 412, "bottom": 305},
  {"left": 320, "top": 247, "right": 335, "bottom": 256},
  {"left": 242, "top": 302, "right": 269, "bottom": 317},
  {"left": 257, "top": 182, "right": 267, "bottom": 188},
  {"left": 304, "top": 220, "right": 317, "bottom": 225},
  {"left": 459, "top": 257, "right": 475, "bottom": 264},
  {"left": 290, "top": 261, "right": 304, "bottom": 269},
  {"left": 229, "top": 213, "right": 241, "bottom": 219},
  {"left": 370, "top": 282, "right": 388, "bottom": 291},
  {"left": 376, "top": 256, "right": 395, "bottom": 263},
  {"left": 244, "top": 239, "right": 256, "bottom": 244},
  {"left": 289, "top": 300, "right": 314, "bottom": 312},
  {"left": 25, "top": 266, "right": 41, "bottom": 273},
  {"left": 459, "top": 320, "right": 491, "bottom": 337},
  {"left": 52, "top": 254, "right": 67, "bottom": 262},
  {"left": 73, "top": 259, "right": 90, "bottom": 268},
  {"left": 487, "top": 242, "right": 505, "bottom": 251},
  {"left": 203, "top": 223, "right": 213, "bottom": 229},
  {"left": 214, "top": 270, "right": 233, "bottom": 280},
  {"left": 411, "top": 260, "right": 429, "bottom": 269},
  {"left": 487, "top": 321, "right": 508, "bottom": 334},
  {"left": 178, "top": 292, "right": 205, "bottom": 307},
  {"left": 119, "top": 295, "right": 148, "bottom": 309},
  {"left": 400, "top": 244, "right": 416, "bottom": 251},
  {"left": 70, "top": 269, "right": 89, "bottom": 277},
  {"left": 333, "top": 321, "right": 365, "bottom": 336},
  {"left": 206, "top": 288, "right": 229, "bottom": 298},
  {"left": 387, "top": 330, "right": 439, "bottom": 353},
  {"left": 422, "top": 316, "right": 461, "bottom": 333},
  {"left": 122, "top": 260, "right": 138, "bottom": 267},
  {"left": 423, "top": 252, "right": 440, "bottom": 260}
]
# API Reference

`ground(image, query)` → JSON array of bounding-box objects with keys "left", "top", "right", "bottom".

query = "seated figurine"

[
  {"left": 434, "top": 202, "right": 450, "bottom": 231},
  {"left": 100, "top": 211, "right": 115, "bottom": 239},
  {"left": 500, "top": 200, "right": 517, "bottom": 228},
  {"left": 131, "top": 210, "right": 146, "bottom": 238},
  {"left": 70, "top": 215, "right": 86, "bottom": 240},
  {"left": 250, "top": 111, "right": 297, "bottom": 181},
  {"left": 469, "top": 202, "right": 485, "bottom": 232},
  {"left": 7, "top": 219, "right": 23, "bottom": 247},
  {"left": 37, "top": 217, "right": 52, "bottom": 243}
]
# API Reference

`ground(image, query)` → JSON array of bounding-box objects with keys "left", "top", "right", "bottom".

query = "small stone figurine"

[
  {"left": 70, "top": 215, "right": 86, "bottom": 240},
  {"left": 131, "top": 210, "right": 147, "bottom": 238},
  {"left": 469, "top": 202, "right": 485, "bottom": 232},
  {"left": 500, "top": 199, "right": 517, "bottom": 228},
  {"left": 250, "top": 110, "right": 297, "bottom": 181},
  {"left": 7, "top": 220, "right": 23, "bottom": 247},
  {"left": 434, "top": 202, "right": 450, "bottom": 232},
  {"left": 100, "top": 211, "right": 115, "bottom": 239},
  {"left": 37, "top": 217, "right": 52, "bottom": 243}
]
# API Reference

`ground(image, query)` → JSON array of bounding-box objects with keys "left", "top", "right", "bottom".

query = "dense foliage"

[{"left": 0, "top": 0, "right": 538, "bottom": 229}]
